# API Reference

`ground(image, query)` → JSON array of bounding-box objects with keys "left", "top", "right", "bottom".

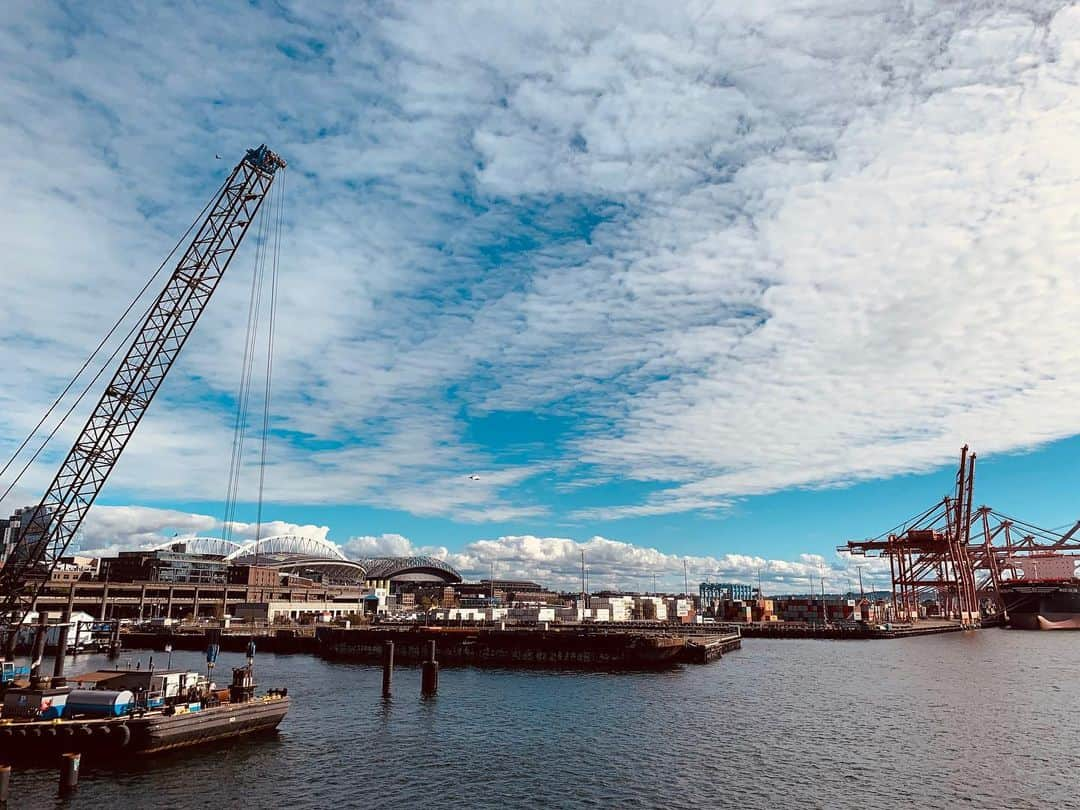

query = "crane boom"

[{"left": 0, "top": 145, "right": 286, "bottom": 631}]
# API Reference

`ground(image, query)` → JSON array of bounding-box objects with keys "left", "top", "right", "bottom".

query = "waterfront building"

[
  {"left": 13, "top": 610, "right": 96, "bottom": 649},
  {"left": 102, "top": 549, "right": 230, "bottom": 585},
  {"left": 234, "top": 595, "right": 376, "bottom": 623}
]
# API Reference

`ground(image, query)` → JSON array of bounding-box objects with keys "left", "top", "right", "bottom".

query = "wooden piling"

[
  {"left": 52, "top": 609, "right": 71, "bottom": 686},
  {"left": 59, "top": 752, "right": 80, "bottom": 795},
  {"left": 108, "top": 619, "right": 121, "bottom": 659},
  {"left": 420, "top": 639, "right": 438, "bottom": 695},
  {"left": 381, "top": 640, "right": 394, "bottom": 696},
  {"left": 29, "top": 612, "right": 48, "bottom": 685},
  {"left": 0, "top": 764, "right": 10, "bottom": 805}
]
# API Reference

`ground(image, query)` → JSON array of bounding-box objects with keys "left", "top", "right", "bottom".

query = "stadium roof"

[
  {"left": 155, "top": 536, "right": 463, "bottom": 586},
  {"left": 225, "top": 535, "right": 367, "bottom": 585},
  {"left": 359, "top": 555, "right": 462, "bottom": 583}
]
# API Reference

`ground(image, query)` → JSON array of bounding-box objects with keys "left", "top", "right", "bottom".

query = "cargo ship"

[
  {"left": 1001, "top": 580, "right": 1080, "bottom": 630},
  {"left": 999, "top": 553, "right": 1080, "bottom": 630},
  {"left": 0, "top": 654, "right": 289, "bottom": 763}
]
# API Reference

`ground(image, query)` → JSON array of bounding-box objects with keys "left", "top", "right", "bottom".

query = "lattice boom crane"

[{"left": 0, "top": 145, "right": 286, "bottom": 637}]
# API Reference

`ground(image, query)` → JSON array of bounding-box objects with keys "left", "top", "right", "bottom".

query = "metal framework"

[
  {"left": 150, "top": 537, "right": 244, "bottom": 557},
  {"left": 359, "top": 556, "right": 463, "bottom": 583},
  {"left": 0, "top": 145, "right": 285, "bottom": 631},
  {"left": 224, "top": 535, "right": 348, "bottom": 563},
  {"left": 842, "top": 445, "right": 1080, "bottom": 624},
  {"left": 970, "top": 509, "right": 1080, "bottom": 609}
]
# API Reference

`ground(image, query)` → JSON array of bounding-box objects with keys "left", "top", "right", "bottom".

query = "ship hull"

[{"left": 1001, "top": 582, "right": 1080, "bottom": 631}]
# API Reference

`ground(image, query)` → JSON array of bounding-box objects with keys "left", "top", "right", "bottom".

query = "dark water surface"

[{"left": 10, "top": 630, "right": 1079, "bottom": 809}]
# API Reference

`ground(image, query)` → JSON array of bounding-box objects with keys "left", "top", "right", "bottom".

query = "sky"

[{"left": 2, "top": 1, "right": 1080, "bottom": 593}]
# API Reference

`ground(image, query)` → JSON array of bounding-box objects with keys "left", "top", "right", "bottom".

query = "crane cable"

[
  {"left": 221, "top": 170, "right": 285, "bottom": 549},
  {"left": 221, "top": 185, "right": 272, "bottom": 543},
  {"left": 254, "top": 170, "right": 285, "bottom": 548},
  {"left": 0, "top": 178, "right": 229, "bottom": 507}
]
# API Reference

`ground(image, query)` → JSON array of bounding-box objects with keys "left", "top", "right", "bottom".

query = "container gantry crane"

[{"left": 0, "top": 145, "right": 286, "bottom": 650}]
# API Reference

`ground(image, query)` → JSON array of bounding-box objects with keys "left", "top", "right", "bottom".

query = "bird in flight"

[
  {"left": 215, "top": 153, "right": 222, "bottom": 159},
  {"left": 468, "top": 474, "right": 481, "bottom": 481}
]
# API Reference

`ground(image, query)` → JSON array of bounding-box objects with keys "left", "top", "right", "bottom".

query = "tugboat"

[{"left": 0, "top": 639, "right": 289, "bottom": 763}]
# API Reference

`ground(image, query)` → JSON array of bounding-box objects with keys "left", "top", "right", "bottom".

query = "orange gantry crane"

[{"left": 842, "top": 445, "right": 1080, "bottom": 625}]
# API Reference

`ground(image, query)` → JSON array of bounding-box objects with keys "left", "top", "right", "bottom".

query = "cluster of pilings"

[{"left": 380, "top": 639, "right": 438, "bottom": 698}]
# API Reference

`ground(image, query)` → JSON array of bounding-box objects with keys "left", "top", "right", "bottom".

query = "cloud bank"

[
  {"left": 2, "top": 2, "right": 1079, "bottom": 528},
  {"left": 78, "top": 506, "right": 889, "bottom": 593}
]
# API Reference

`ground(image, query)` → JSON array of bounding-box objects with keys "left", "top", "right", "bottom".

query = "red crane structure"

[
  {"left": 0, "top": 145, "right": 286, "bottom": 648},
  {"left": 842, "top": 445, "right": 1080, "bottom": 626}
]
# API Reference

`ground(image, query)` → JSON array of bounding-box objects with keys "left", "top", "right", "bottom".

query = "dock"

[
  {"left": 680, "top": 633, "right": 742, "bottom": 663},
  {"left": 315, "top": 625, "right": 741, "bottom": 668}
]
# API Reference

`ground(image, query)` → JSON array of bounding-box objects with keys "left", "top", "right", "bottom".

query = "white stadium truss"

[
  {"left": 152, "top": 535, "right": 462, "bottom": 585},
  {"left": 224, "top": 534, "right": 348, "bottom": 562},
  {"left": 151, "top": 537, "right": 244, "bottom": 557}
]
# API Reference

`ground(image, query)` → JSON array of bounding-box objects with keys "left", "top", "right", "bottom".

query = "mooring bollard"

[
  {"left": 59, "top": 752, "right": 80, "bottom": 795},
  {"left": 421, "top": 639, "right": 438, "bottom": 696},
  {"left": 381, "top": 640, "right": 394, "bottom": 696},
  {"left": 0, "top": 764, "right": 10, "bottom": 805}
]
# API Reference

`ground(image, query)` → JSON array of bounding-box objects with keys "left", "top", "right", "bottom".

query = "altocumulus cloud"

[{"left": 2, "top": 2, "right": 1079, "bottom": 526}]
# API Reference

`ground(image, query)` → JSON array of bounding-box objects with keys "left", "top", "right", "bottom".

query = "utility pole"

[{"left": 580, "top": 550, "right": 586, "bottom": 607}]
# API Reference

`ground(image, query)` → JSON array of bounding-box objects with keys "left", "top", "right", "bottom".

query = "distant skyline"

[{"left": 3, "top": 2, "right": 1080, "bottom": 591}]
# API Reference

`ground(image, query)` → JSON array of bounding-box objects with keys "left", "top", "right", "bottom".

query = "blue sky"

[{"left": 3, "top": 1, "right": 1080, "bottom": 591}]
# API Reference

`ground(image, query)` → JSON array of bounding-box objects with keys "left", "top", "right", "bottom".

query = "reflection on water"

[{"left": 10, "top": 630, "right": 1079, "bottom": 809}]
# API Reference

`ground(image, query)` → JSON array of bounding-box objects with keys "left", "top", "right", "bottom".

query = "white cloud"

[
  {"left": 75, "top": 505, "right": 330, "bottom": 558},
  {"left": 68, "top": 504, "right": 892, "bottom": 593},
  {"left": 440, "top": 534, "right": 891, "bottom": 594},
  {"left": 2, "top": 2, "right": 1079, "bottom": 531}
]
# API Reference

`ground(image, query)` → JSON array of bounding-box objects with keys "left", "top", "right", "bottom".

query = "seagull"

[
  {"left": 468, "top": 474, "right": 481, "bottom": 481},
  {"left": 215, "top": 153, "right": 222, "bottom": 160}
]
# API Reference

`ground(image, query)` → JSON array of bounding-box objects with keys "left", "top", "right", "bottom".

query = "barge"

[
  {"left": 318, "top": 625, "right": 698, "bottom": 668},
  {"left": 0, "top": 647, "right": 289, "bottom": 764}
]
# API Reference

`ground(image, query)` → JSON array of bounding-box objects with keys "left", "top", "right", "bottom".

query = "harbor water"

[{"left": 11, "top": 629, "right": 1079, "bottom": 809}]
